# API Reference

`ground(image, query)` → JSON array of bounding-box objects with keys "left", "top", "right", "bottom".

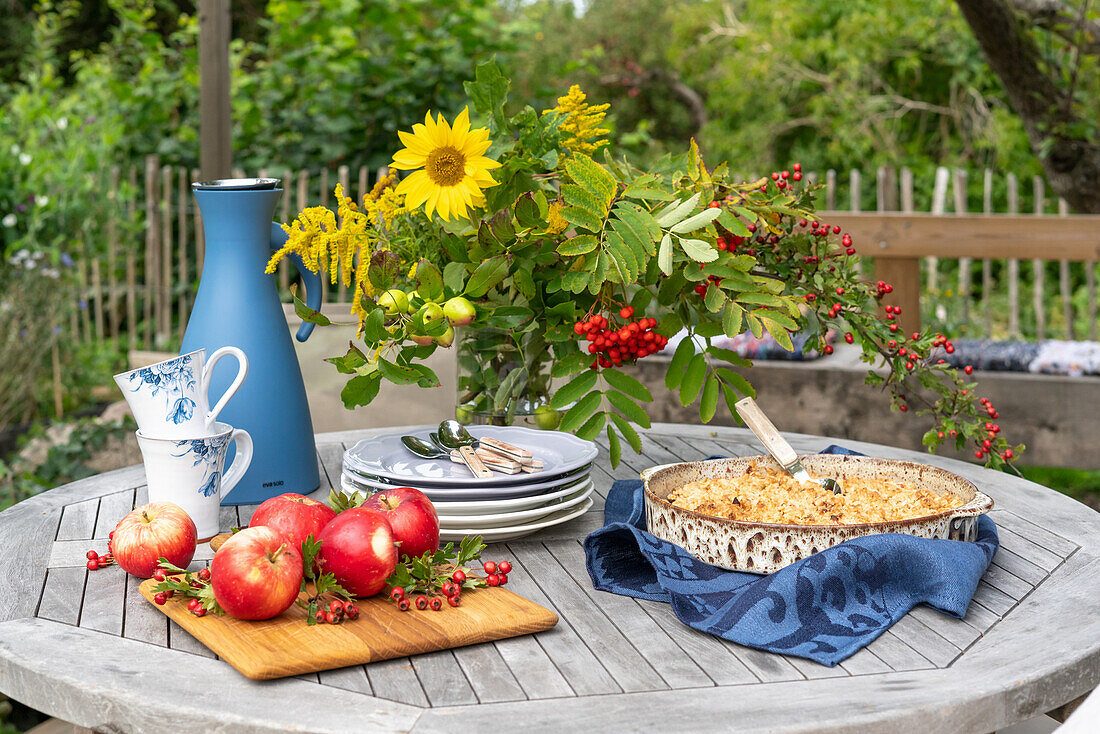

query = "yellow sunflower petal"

[
  {"left": 391, "top": 149, "right": 426, "bottom": 169},
  {"left": 396, "top": 170, "right": 432, "bottom": 209},
  {"left": 398, "top": 129, "right": 433, "bottom": 156},
  {"left": 450, "top": 107, "right": 471, "bottom": 146},
  {"left": 425, "top": 186, "right": 442, "bottom": 220}
]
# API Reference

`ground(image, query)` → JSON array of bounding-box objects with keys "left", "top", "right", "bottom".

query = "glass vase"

[{"left": 455, "top": 325, "right": 554, "bottom": 427}]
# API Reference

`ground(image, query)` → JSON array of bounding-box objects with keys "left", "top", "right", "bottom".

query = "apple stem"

[
  {"left": 141, "top": 511, "right": 151, "bottom": 523},
  {"left": 269, "top": 543, "right": 287, "bottom": 563}
]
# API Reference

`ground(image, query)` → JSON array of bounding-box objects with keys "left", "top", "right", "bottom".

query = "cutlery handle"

[
  {"left": 457, "top": 445, "right": 495, "bottom": 479},
  {"left": 450, "top": 451, "right": 520, "bottom": 474},
  {"left": 479, "top": 437, "right": 532, "bottom": 460},
  {"left": 734, "top": 397, "right": 798, "bottom": 468}
]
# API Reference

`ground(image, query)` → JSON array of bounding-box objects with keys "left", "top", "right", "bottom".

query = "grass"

[{"left": 1019, "top": 465, "right": 1100, "bottom": 510}]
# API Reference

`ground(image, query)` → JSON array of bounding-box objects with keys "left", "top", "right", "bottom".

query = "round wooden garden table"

[{"left": 0, "top": 423, "right": 1097, "bottom": 733}]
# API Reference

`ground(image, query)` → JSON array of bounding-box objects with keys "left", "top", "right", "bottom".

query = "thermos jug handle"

[{"left": 270, "top": 222, "right": 323, "bottom": 342}]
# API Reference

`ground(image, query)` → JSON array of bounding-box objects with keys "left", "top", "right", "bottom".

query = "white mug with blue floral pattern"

[
  {"left": 136, "top": 422, "right": 253, "bottom": 540},
  {"left": 114, "top": 347, "right": 248, "bottom": 439}
]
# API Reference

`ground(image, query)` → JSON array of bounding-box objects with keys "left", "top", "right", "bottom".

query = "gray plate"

[
  {"left": 343, "top": 425, "right": 598, "bottom": 487},
  {"left": 340, "top": 469, "right": 592, "bottom": 502}
]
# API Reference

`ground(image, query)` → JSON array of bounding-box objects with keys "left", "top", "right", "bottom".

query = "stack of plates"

[{"left": 342, "top": 426, "right": 598, "bottom": 542}]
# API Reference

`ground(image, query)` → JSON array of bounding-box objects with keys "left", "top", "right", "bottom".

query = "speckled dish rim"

[{"left": 641, "top": 454, "right": 993, "bottom": 571}]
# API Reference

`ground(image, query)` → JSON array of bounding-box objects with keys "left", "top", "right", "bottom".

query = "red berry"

[
  {"left": 390, "top": 587, "right": 405, "bottom": 601},
  {"left": 906, "top": 361, "right": 915, "bottom": 370},
  {"left": 982, "top": 439, "right": 992, "bottom": 449},
  {"left": 430, "top": 598, "right": 443, "bottom": 611},
  {"left": 86, "top": 550, "right": 99, "bottom": 560},
  {"left": 315, "top": 610, "right": 327, "bottom": 623},
  {"left": 487, "top": 574, "right": 501, "bottom": 587},
  {"left": 844, "top": 332, "right": 854, "bottom": 344},
  {"left": 198, "top": 568, "right": 211, "bottom": 582},
  {"left": 483, "top": 561, "right": 497, "bottom": 575},
  {"left": 793, "top": 163, "right": 802, "bottom": 172},
  {"left": 964, "top": 365, "right": 973, "bottom": 375},
  {"left": 324, "top": 611, "right": 337, "bottom": 624},
  {"left": 498, "top": 561, "right": 512, "bottom": 574},
  {"left": 899, "top": 404, "right": 908, "bottom": 412},
  {"left": 154, "top": 592, "right": 167, "bottom": 605},
  {"left": 937, "top": 431, "right": 945, "bottom": 439},
  {"left": 194, "top": 607, "right": 207, "bottom": 618},
  {"left": 398, "top": 598, "right": 411, "bottom": 612},
  {"left": 329, "top": 600, "right": 345, "bottom": 614},
  {"left": 447, "top": 595, "right": 461, "bottom": 607},
  {"left": 188, "top": 598, "right": 201, "bottom": 612},
  {"left": 792, "top": 172, "right": 802, "bottom": 181},
  {"left": 415, "top": 596, "right": 429, "bottom": 610},
  {"left": 620, "top": 305, "right": 634, "bottom": 319},
  {"left": 498, "top": 573, "right": 509, "bottom": 585},
  {"left": 164, "top": 590, "right": 174, "bottom": 599},
  {"left": 452, "top": 570, "right": 467, "bottom": 584},
  {"left": 153, "top": 568, "right": 168, "bottom": 582},
  {"left": 344, "top": 603, "right": 359, "bottom": 620},
  {"left": 1004, "top": 449, "right": 1014, "bottom": 459},
  {"left": 823, "top": 345, "right": 834, "bottom": 355},
  {"left": 441, "top": 582, "right": 458, "bottom": 597},
  {"left": 835, "top": 287, "right": 844, "bottom": 296},
  {"left": 86, "top": 560, "right": 99, "bottom": 571}
]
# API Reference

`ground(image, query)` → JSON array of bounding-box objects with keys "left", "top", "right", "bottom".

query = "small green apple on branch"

[{"left": 276, "top": 60, "right": 1021, "bottom": 471}]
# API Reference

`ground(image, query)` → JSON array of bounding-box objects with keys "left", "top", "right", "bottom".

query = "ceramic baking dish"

[{"left": 641, "top": 455, "right": 994, "bottom": 573}]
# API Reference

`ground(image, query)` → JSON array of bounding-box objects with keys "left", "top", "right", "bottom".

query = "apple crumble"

[{"left": 665, "top": 462, "right": 963, "bottom": 525}]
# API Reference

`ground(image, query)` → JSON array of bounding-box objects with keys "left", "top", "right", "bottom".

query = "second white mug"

[{"left": 114, "top": 347, "right": 247, "bottom": 439}]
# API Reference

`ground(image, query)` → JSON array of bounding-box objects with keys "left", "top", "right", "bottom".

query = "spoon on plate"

[
  {"left": 401, "top": 435, "right": 494, "bottom": 479},
  {"left": 734, "top": 397, "right": 842, "bottom": 495},
  {"left": 438, "top": 420, "right": 537, "bottom": 464}
]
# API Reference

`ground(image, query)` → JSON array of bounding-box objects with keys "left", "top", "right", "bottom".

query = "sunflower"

[{"left": 390, "top": 107, "right": 500, "bottom": 221}]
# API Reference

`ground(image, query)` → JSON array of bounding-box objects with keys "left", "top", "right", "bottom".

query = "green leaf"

[
  {"left": 575, "top": 411, "right": 606, "bottom": 441},
  {"left": 293, "top": 288, "right": 331, "bottom": 326},
  {"left": 679, "top": 237, "right": 718, "bottom": 263},
  {"left": 552, "top": 352, "right": 590, "bottom": 377},
  {"left": 605, "top": 236, "right": 637, "bottom": 283},
  {"left": 670, "top": 208, "right": 722, "bottom": 234},
  {"left": 700, "top": 373, "right": 719, "bottom": 423},
  {"left": 656, "top": 311, "right": 684, "bottom": 336},
  {"left": 361, "top": 308, "right": 390, "bottom": 342},
  {"left": 656, "top": 193, "right": 701, "bottom": 227},
  {"left": 367, "top": 249, "right": 400, "bottom": 292},
  {"left": 443, "top": 261, "right": 467, "bottom": 294},
  {"left": 707, "top": 347, "right": 752, "bottom": 368},
  {"left": 736, "top": 292, "right": 786, "bottom": 308},
  {"left": 377, "top": 358, "right": 421, "bottom": 386},
  {"left": 493, "top": 367, "right": 527, "bottom": 411},
  {"left": 666, "top": 335, "right": 695, "bottom": 390},
  {"left": 549, "top": 368, "right": 598, "bottom": 410},
  {"left": 464, "top": 255, "right": 510, "bottom": 297},
  {"left": 606, "top": 424, "right": 622, "bottom": 466},
  {"left": 514, "top": 192, "right": 541, "bottom": 229},
  {"left": 563, "top": 155, "right": 616, "bottom": 208},
  {"left": 414, "top": 259, "right": 443, "bottom": 301},
  {"left": 326, "top": 342, "right": 367, "bottom": 374},
  {"left": 606, "top": 389, "right": 651, "bottom": 428},
  {"left": 558, "top": 234, "right": 599, "bottom": 256},
  {"left": 562, "top": 183, "right": 609, "bottom": 217},
  {"left": 657, "top": 232, "right": 673, "bottom": 274},
  {"left": 463, "top": 60, "right": 510, "bottom": 130},
  {"left": 722, "top": 302, "right": 744, "bottom": 336},
  {"left": 679, "top": 354, "right": 706, "bottom": 406},
  {"left": 716, "top": 209, "right": 751, "bottom": 236},
  {"left": 560, "top": 205, "right": 603, "bottom": 233},
  {"left": 720, "top": 382, "right": 741, "bottom": 422},
  {"left": 704, "top": 283, "right": 726, "bottom": 312},
  {"left": 561, "top": 270, "right": 591, "bottom": 293},
  {"left": 608, "top": 412, "right": 642, "bottom": 453},
  {"left": 611, "top": 205, "right": 659, "bottom": 257},
  {"left": 486, "top": 306, "right": 533, "bottom": 331},
  {"left": 513, "top": 266, "right": 535, "bottom": 300},
  {"left": 559, "top": 389, "right": 602, "bottom": 432},
  {"left": 760, "top": 316, "right": 795, "bottom": 351},
  {"left": 340, "top": 373, "right": 381, "bottom": 408},
  {"left": 602, "top": 369, "right": 653, "bottom": 402},
  {"left": 409, "top": 363, "right": 441, "bottom": 388}
]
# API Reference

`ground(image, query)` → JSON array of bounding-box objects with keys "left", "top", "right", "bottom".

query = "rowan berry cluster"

[{"left": 574, "top": 305, "right": 668, "bottom": 369}]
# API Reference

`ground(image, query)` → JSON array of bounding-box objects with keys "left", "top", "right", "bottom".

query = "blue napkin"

[{"left": 584, "top": 446, "right": 999, "bottom": 666}]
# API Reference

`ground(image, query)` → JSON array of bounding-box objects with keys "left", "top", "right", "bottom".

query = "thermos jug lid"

[{"left": 192, "top": 178, "right": 280, "bottom": 190}]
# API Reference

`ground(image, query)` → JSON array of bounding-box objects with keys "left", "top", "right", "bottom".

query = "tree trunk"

[{"left": 955, "top": 0, "right": 1100, "bottom": 212}]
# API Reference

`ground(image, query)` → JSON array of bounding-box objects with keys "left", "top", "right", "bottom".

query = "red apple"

[
  {"left": 316, "top": 508, "right": 398, "bottom": 597},
  {"left": 361, "top": 487, "right": 440, "bottom": 560},
  {"left": 248, "top": 492, "right": 337, "bottom": 548},
  {"left": 210, "top": 526, "right": 304, "bottom": 620},
  {"left": 112, "top": 502, "right": 197, "bottom": 578}
]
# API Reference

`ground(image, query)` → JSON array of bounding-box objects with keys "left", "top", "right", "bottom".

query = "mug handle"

[
  {"left": 219, "top": 429, "right": 254, "bottom": 499},
  {"left": 202, "top": 346, "right": 248, "bottom": 429}
]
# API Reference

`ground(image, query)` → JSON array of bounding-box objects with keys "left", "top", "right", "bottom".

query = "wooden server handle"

[
  {"left": 734, "top": 397, "right": 799, "bottom": 468},
  {"left": 456, "top": 445, "right": 495, "bottom": 479}
]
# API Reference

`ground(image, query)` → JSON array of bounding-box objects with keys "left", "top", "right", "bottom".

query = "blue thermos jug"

[{"left": 181, "top": 178, "right": 322, "bottom": 504}]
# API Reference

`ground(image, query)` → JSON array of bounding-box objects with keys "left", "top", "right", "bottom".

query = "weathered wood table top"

[{"left": 1, "top": 423, "right": 1097, "bottom": 733}]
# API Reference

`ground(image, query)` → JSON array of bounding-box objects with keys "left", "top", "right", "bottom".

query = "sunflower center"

[{"left": 425, "top": 146, "right": 467, "bottom": 187}]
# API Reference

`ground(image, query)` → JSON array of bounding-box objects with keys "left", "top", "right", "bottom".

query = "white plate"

[
  {"left": 439, "top": 498, "right": 595, "bottom": 543},
  {"left": 343, "top": 425, "right": 598, "bottom": 487},
  {"left": 437, "top": 483, "right": 595, "bottom": 528},
  {"left": 341, "top": 467, "right": 592, "bottom": 502},
  {"left": 344, "top": 475, "right": 596, "bottom": 514}
]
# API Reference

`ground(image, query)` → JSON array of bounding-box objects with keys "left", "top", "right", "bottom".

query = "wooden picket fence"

[
  {"left": 70, "top": 160, "right": 1099, "bottom": 351},
  {"left": 72, "top": 156, "right": 389, "bottom": 351}
]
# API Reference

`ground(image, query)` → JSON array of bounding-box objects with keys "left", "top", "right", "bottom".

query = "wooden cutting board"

[{"left": 139, "top": 579, "right": 558, "bottom": 680}]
